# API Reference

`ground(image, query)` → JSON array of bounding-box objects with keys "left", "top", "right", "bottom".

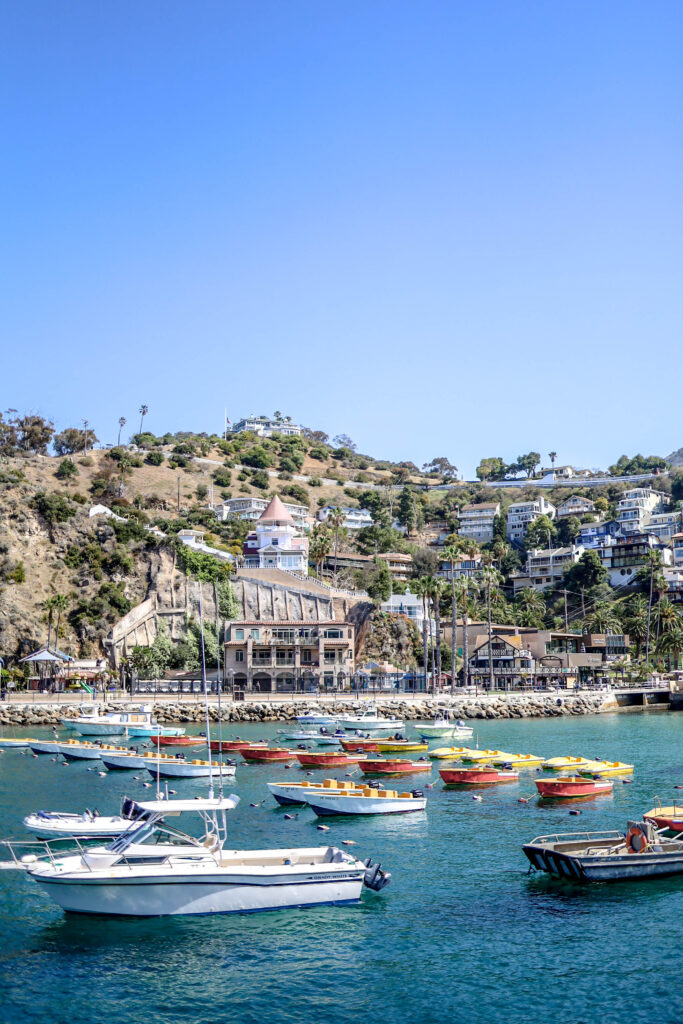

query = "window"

[
  {"left": 235, "top": 651, "right": 244, "bottom": 662},
  {"left": 234, "top": 629, "right": 244, "bottom": 641},
  {"left": 251, "top": 629, "right": 259, "bottom": 639}
]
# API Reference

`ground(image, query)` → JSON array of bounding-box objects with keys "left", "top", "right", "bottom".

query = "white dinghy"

[
  {"left": 417, "top": 714, "right": 473, "bottom": 740},
  {"left": 23, "top": 797, "right": 150, "bottom": 839}
]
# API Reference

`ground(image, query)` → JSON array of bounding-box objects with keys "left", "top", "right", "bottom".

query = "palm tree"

[
  {"left": 583, "top": 602, "right": 621, "bottom": 635},
  {"left": 480, "top": 566, "right": 502, "bottom": 691},
  {"left": 443, "top": 544, "right": 462, "bottom": 690},
  {"left": 118, "top": 454, "right": 132, "bottom": 498},
  {"left": 138, "top": 404, "right": 148, "bottom": 437},
  {"left": 52, "top": 594, "right": 69, "bottom": 648},
  {"left": 309, "top": 524, "right": 332, "bottom": 579},
  {"left": 623, "top": 595, "right": 648, "bottom": 660},
  {"left": 117, "top": 416, "right": 126, "bottom": 446},
  {"left": 657, "top": 621, "right": 683, "bottom": 671},
  {"left": 44, "top": 595, "right": 58, "bottom": 648},
  {"left": 327, "top": 508, "right": 346, "bottom": 581},
  {"left": 430, "top": 578, "right": 447, "bottom": 690},
  {"left": 515, "top": 588, "right": 546, "bottom": 627},
  {"left": 549, "top": 451, "right": 557, "bottom": 469},
  {"left": 414, "top": 577, "right": 431, "bottom": 689},
  {"left": 641, "top": 550, "right": 663, "bottom": 662},
  {"left": 454, "top": 577, "right": 470, "bottom": 687}
]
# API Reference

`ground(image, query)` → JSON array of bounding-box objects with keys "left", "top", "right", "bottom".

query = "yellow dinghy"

[
  {"left": 579, "top": 760, "right": 634, "bottom": 778},
  {"left": 461, "top": 749, "right": 515, "bottom": 764},
  {"left": 491, "top": 752, "right": 544, "bottom": 768},
  {"left": 375, "top": 739, "right": 429, "bottom": 753},
  {"left": 542, "top": 755, "right": 593, "bottom": 771},
  {"left": 428, "top": 746, "right": 479, "bottom": 761}
]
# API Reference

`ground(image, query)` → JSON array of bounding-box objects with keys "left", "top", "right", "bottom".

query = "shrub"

[
  {"left": 71, "top": 492, "right": 87, "bottom": 504},
  {"left": 168, "top": 455, "right": 188, "bottom": 469},
  {"left": 238, "top": 470, "right": 249, "bottom": 481},
  {"left": 309, "top": 447, "right": 327, "bottom": 461},
  {"left": 242, "top": 447, "right": 273, "bottom": 469},
  {"left": 56, "top": 458, "right": 78, "bottom": 480},
  {"left": 212, "top": 468, "right": 231, "bottom": 488},
  {"left": 32, "top": 492, "right": 76, "bottom": 526},
  {"left": 196, "top": 483, "right": 208, "bottom": 501},
  {"left": 145, "top": 451, "right": 164, "bottom": 466},
  {"left": 6, "top": 561, "right": 25, "bottom": 584},
  {"left": 309, "top": 477, "right": 322, "bottom": 487},
  {"left": 78, "top": 456, "right": 93, "bottom": 467},
  {"left": 252, "top": 471, "right": 270, "bottom": 490},
  {"left": 280, "top": 484, "right": 309, "bottom": 505}
]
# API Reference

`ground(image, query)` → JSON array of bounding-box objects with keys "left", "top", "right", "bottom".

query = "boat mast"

[{"left": 197, "top": 581, "right": 215, "bottom": 800}]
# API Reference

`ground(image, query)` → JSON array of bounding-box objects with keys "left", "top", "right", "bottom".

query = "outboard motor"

[
  {"left": 362, "top": 858, "right": 392, "bottom": 892},
  {"left": 411, "top": 789, "right": 424, "bottom": 798}
]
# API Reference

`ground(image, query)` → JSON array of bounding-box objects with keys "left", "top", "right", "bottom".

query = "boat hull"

[
  {"left": 523, "top": 842, "right": 683, "bottom": 883},
  {"left": 71, "top": 722, "right": 126, "bottom": 736},
  {"left": 0, "top": 738, "right": 30, "bottom": 748},
  {"left": 439, "top": 768, "right": 518, "bottom": 786},
  {"left": 241, "top": 750, "right": 297, "bottom": 763},
  {"left": 536, "top": 778, "right": 613, "bottom": 799},
  {"left": 29, "top": 741, "right": 64, "bottom": 755},
  {"left": 150, "top": 762, "right": 236, "bottom": 778},
  {"left": 308, "top": 794, "right": 427, "bottom": 816},
  {"left": 100, "top": 753, "right": 149, "bottom": 770},
  {"left": 295, "top": 754, "right": 360, "bottom": 768},
  {"left": 358, "top": 759, "right": 431, "bottom": 776}
]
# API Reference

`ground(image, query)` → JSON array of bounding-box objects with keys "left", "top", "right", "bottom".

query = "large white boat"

[
  {"left": 337, "top": 708, "right": 405, "bottom": 733},
  {"left": 417, "top": 715, "right": 473, "bottom": 740},
  {"left": 295, "top": 710, "right": 339, "bottom": 727},
  {"left": 19, "top": 796, "right": 391, "bottom": 916},
  {"left": 23, "top": 798, "right": 148, "bottom": 839},
  {"left": 62, "top": 704, "right": 161, "bottom": 737}
]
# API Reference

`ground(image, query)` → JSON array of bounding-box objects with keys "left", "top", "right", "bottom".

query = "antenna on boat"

[{"left": 198, "top": 580, "right": 215, "bottom": 800}]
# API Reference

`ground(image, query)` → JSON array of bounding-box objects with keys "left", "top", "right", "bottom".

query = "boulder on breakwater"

[{"left": 0, "top": 692, "right": 612, "bottom": 727}]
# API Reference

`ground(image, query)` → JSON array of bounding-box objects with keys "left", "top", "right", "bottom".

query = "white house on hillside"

[
  {"left": 506, "top": 497, "right": 556, "bottom": 542},
  {"left": 242, "top": 496, "right": 309, "bottom": 573},
  {"left": 229, "top": 415, "right": 302, "bottom": 437},
  {"left": 317, "top": 506, "right": 373, "bottom": 531}
]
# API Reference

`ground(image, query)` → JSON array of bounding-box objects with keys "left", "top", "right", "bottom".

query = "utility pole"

[
  {"left": 563, "top": 589, "right": 569, "bottom": 633},
  {"left": 82, "top": 419, "right": 88, "bottom": 456},
  {"left": 486, "top": 571, "right": 494, "bottom": 692},
  {"left": 645, "top": 555, "right": 654, "bottom": 664}
]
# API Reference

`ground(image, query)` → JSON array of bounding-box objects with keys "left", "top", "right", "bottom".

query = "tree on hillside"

[
  {"left": 0, "top": 414, "right": 18, "bottom": 455},
  {"left": 332, "top": 434, "right": 356, "bottom": 451},
  {"left": 117, "top": 416, "right": 126, "bottom": 446},
  {"left": 524, "top": 514, "right": 556, "bottom": 551},
  {"left": 15, "top": 414, "right": 54, "bottom": 453},
  {"left": 564, "top": 550, "right": 608, "bottom": 593},
  {"left": 138, "top": 404, "right": 148, "bottom": 437},
  {"left": 309, "top": 523, "right": 332, "bottom": 579},
  {"left": 56, "top": 458, "right": 78, "bottom": 480},
  {"left": 549, "top": 451, "right": 557, "bottom": 468},
  {"left": 302, "top": 427, "right": 329, "bottom": 444},
  {"left": 52, "top": 594, "right": 69, "bottom": 646},
  {"left": 327, "top": 507, "right": 346, "bottom": 578},
  {"left": 476, "top": 457, "right": 507, "bottom": 481},
  {"left": 583, "top": 603, "right": 621, "bottom": 635},
  {"left": 366, "top": 557, "right": 392, "bottom": 604},
  {"left": 517, "top": 452, "right": 541, "bottom": 478},
  {"left": 514, "top": 588, "right": 546, "bottom": 628},
  {"left": 557, "top": 516, "right": 581, "bottom": 546},
  {"left": 423, "top": 457, "right": 458, "bottom": 479},
  {"left": 53, "top": 427, "right": 98, "bottom": 455},
  {"left": 397, "top": 486, "right": 418, "bottom": 535}
]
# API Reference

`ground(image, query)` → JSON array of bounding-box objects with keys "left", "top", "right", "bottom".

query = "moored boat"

[
  {"left": 460, "top": 749, "right": 515, "bottom": 764},
  {"left": 267, "top": 778, "right": 366, "bottom": 806},
  {"left": 339, "top": 737, "right": 379, "bottom": 753},
  {"left": 358, "top": 758, "right": 432, "bottom": 776},
  {"left": 428, "top": 746, "right": 478, "bottom": 761},
  {"left": 23, "top": 797, "right": 149, "bottom": 839},
  {"left": 0, "top": 737, "right": 31, "bottom": 748},
  {"left": 541, "top": 755, "right": 594, "bottom": 771},
  {"left": 209, "top": 739, "right": 268, "bottom": 753},
  {"left": 578, "top": 760, "right": 634, "bottom": 778},
  {"left": 127, "top": 724, "right": 186, "bottom": 739},
  {"left": 644, "top": 801, "right": 683, "bottom": 832},
  {"left": 439, "top": 766, "right": 519, "bottom": 786},
  {"left": 296, "top": 711, "right": 339, "bottom": 727},
  {"left": 417, "top": 714, "right": 473, "bottom": 740},
  {"left": 240, "top": 746, "right": 298, "bottom": 764},
  {"left": 154, "top": 735, "right": 205, "bottom": 747},
  {"left": 535, "top": 776, "right": 614, "bottom": 799},
  {"left": 63, "top": 704, "right": 158, "bottom": 737},
  {"left": 337, "top": 708, "right": 405, "bottom": 732},
  {"left": 150, "top": 758, "right": 236, "bottom": 779},
  {"left": 295, "top": 751, "right": 361, "bottom": 768},
  {"left": 522, "top": 820, "right": 683, "bottom": 883},
  {"left": 375, "top": 738, "right": 429, "bottom": 753},
  {"left": 100, "top": 749, "right": 157, "bottom": 771},
  {"left": 28, "top": 739, "right": 64, "bottom": 755},
  {"left": 307, "top": 787, "right": 427, "bottom": 816},
  {"left": 491, "top": 753, "right": 544, "bottom": 768}
]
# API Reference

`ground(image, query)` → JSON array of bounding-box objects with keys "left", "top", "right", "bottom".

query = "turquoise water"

[{"left": 1, "top": 712, "right": 682, "bottom": 1024}]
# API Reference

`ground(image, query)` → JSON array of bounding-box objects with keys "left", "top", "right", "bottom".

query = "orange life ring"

[{"left": 625, "top": 825, "right": 649, "bottom": 854}]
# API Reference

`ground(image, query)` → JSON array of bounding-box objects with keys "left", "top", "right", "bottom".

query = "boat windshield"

[{"left": 109, "top": 820, "right": 203, "bottom": 852}]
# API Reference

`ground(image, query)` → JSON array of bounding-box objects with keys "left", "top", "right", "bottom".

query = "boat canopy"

[{"left": 135, "top": 796, "right": 240, "bottom": 814}]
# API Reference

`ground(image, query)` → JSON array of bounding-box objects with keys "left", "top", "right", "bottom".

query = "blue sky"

[{"left": 3, "top": 1, "right": 682, "bottom": 478}]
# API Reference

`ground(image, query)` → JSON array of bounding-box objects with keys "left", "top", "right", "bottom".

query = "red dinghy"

[
  {"left": 153, "top": 735, "right": 205, "bottom": 747},
  {"left": 241, "top": 747, "right": 297, "bottom": 763},
  {"left": 439, "top": 766, "right": 519, "bottom": 786},
  {"left": 295, "top": 751, "right": 361, "bottom": 768},
  {"left": 358, "top": 758, "right": 432, "bottom": 776},
  {"left": 209, "top": 740, "right": 269, "bottom": 753},
  {"left": 536, "top": 776, "right": 613, "bottom": 799},
  {"left": 339, "top": 738, "right": 379, "bottom": 753}
]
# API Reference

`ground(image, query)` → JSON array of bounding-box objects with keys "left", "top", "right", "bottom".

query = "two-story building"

[
  {"left": 317, "top": 506, "right": 374, "bottom": 531},
  {"left": 437, "top": 554, "right": 483, "bottom": 581},
  {"left": 578, "top": 519, "right": 621, "bottom": 549},
  {"left": 242, "top": 496, "right": 309, "bottom": 573},
  {"left": 457, "top": 502, "right": 500, "bottom": 543},
  {"left": 615, "top": 488, "right": 665, "bottom": 535},
  {"left": 229, "top": 415, "right": 302, "bottom": 437},
  {"left": 511, "top": 545, "right": 584, "bottom": 594},
  {"left": 556, "top": 495, "right": 597, "bottom": 519},
  {"left": 640, "top": 509, "right": 682, "bottom": 542},
  {"left": 323, "top": 551, "right": 413, "bottom": 581},
  {"left": 224, "top": 620, "right": 355, "bottom": 692},
  {"left": 380, "top": 590, "right": 436, "bottom": 635},
  {"left": 600, "top": 532, "right": 671, "bottom": 587},
  {"left": 506, "top": 497, "right": 556, "bottom": 542},
  {"left": 468, "top": 634, "right": 535, "bottom": 688},
  {"left": 217, "top": 495, "right": 311, "bottom": 527}
]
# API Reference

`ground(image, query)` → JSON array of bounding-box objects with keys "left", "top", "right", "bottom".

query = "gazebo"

[{"left": 18, "top": 647, "right": 73, "bottom": 691}]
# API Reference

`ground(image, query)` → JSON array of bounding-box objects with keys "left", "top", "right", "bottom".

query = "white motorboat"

[
  {"left": 126, "top": 724, "right": 186, "bottom": 739},
  {"left": 64, "top": 704, "right": 159, "bottom": 737},
  {"left": 267, "top": 779, "right": 367, "bottom": 805},
  {"left": 276, "top": 727, "right": 342, "bottom": 745},
  {"left": 99, "top": 750, "right": 155, "bottom": 770},
  {"left": 337, "top": 708, "right": 405, "bottom": 733},
  {"left": 149, "top": 758, "right": 237, "bottom": 779},
  {"left": 295, "top": 711, "right": 339, "bottom": 727},
  {"left": 307, "top": 788, "right": 427, "bottom": 817},
  {"left": 23, "top": 798, "right": 149, "bottom": 839},
  {"left": 417, "top": 715, "right": 474, "bottom": 740},
  {"left": 18, "top": 795, "right": 391, "bottom": 916}
]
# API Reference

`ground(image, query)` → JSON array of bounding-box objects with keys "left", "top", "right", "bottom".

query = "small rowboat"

[
  {"left": 152, "top": 758, "right": 237, "bottom": 779},
  {"left": 578, "top": 760, "right": 634, "bottom": 778},
  {"left": 0, "top": 737, "right": 31, "bottom": 748},
  {"left": 375, "top": 739, "right": 429, "bottom": 753},
  {"left": 644, "top": 804, "right": 683, "bottom": 832},
  {"left": 307, "top": 788, "right": 427, "bottom": 817},
  {"left": 240, "top": 747, "right": 298, "bottom": 763},
  {"left": 358, "top": 758, "right": 432, "bottom": 776},
  {"left": 295, "top": 752, "right": 362, "bottom": 768},
  {"left": 535, "top": 776, "right": 613, "bottom": 799},
  {"left": 542, "top": 756, "right": 594, "bottom": 771},
  {"left": 439, "top": 766, "right": 519, "bottom": 786},
  {"left": 267, "top": 778, "right": 367, "bottom": 805},
  {"left": 428, "top": 746, "right": 478, "bottom": 761},
  {"left": 460, "top": 749, "right": 516, "bottom": 764},
  {"left": 154, "top": 735, "right": 205, "bottom": 747},
  {"left": 339, "top": 738, "right": 379, "bottom": 752},
  {"left": 28, "top": 739, "right": 64, "bottom": 755},
  {"left": 491, "top": 753, "right": 544, "bottom": 768},
  {"left": 209, "top": 740, "right": 269, "bottom": 753}
]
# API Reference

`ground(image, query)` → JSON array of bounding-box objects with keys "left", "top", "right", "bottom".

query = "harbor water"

[{"left": 1, "top": 711, "right": 682, "bottom": 1024}]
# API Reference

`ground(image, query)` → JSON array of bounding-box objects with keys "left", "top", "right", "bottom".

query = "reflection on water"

[{"left": 2, "top": 713, "right": 683, "bottom": 1023}]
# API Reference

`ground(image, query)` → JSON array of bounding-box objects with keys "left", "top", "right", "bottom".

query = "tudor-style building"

[{"left": 468, "top": 633, "right": 534, "bottom": 688}]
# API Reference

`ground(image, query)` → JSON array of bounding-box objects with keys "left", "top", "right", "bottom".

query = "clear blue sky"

[{"left": 3, "top": 1, "right": 682, "bottom": 477}]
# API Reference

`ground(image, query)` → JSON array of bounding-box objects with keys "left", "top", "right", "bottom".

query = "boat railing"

[
  {"left": 528, "top": 829, "right": 625, "bottom": 845},
  {"left": 0, "top": 836, "right": 92, "bottom": 869}
]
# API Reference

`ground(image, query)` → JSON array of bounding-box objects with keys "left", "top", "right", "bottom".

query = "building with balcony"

[
  {"left": 242, "top": 496, "right": 309, "bottom": 573},
  {"left": 468, "top": 634, "right": 534, "bottom": 686},
  {"left": 229, "top": 415, "right": 302, "bottom": 437},
  {"left": 323, "top": 551, "right": 413, "bottom": 581},
  {"left": 511, "top": 545, "right": 584, "bottom": 594},
  {"left": 556, "top": 495, "right": 597, "bottom": 519},
  {"left": 217, "top": 495, "right": 311, "bottom": 526},
  {"left": 506, "top": 497, "right": 556, "bottom": 542},
  {"left": 578, "top": 519, "right": 621, "bottom": 549},
  {"left": 640, "top": 509, "right": 682, "bottom": 542},
  {"left": 317, "top": 506, "right": 374, "bottom": 531},
  {"left": 224, "top": 620, "right": 355, "bottom": 692},
  {"left": 380, "top": 590, "right": 436, "bottom": 635},
  {"left": 600, "top": 533, "right": 671, "bottom": 587},
  {"left": 457, "top": 502, "right": 500, "bottom": 543},
  {"left": 437, "top": 553, "right": 483, "bottom": 581},
  {"left": 673, "top": 533, "right": 683, "bottom": 568},
  {"left": 615, "top": 488, "right": 665, "bottom": 535}
]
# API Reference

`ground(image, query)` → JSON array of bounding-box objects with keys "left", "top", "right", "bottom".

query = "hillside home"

[
  {"left": 229, "top": 416, "right": 302, "bottom": 437},
  {"left": 511, "top": 545, "right": 584, "bottom": 595},
  {"left": 600, "top": 533, "right": 671, "bottom": 587},
  {"left": 640, "top": 509, "right": 682, "bottom": 542},
  {"left": 437, "top": 554, "right": 483, "bottom": 581},
  {"left": 317, "top": 506, "right": 374, "bottom": 531},
  {"left": 578, "top": 519, "right": 621, "bottom": 549},
  {"left": 381, "top": 590, "right": 436, "bottom": 635},
  {"left": 673, "top": 533, "right": 683, "bottom": 567},
  {"left": 177, "top": 529, "right": 234, "bottom": 564},
  {"left": 506, "top": 497, "right": 556, "bottom": 542},
  {"left": 457, "top": 502, "right": 500, "bottom": 543},
  {"left": 556, "top": 495, "right": 596, "bottom": 519},
  {"left": 615, "top": 488, "right": 664, "bottom": 535},
  {"left": 242, "top": 496, "right": 309, "bottom": 573},
  {"left": 323, "top": 551, "right": 413, "bottom": 581},
  {"left": 218, "top": 496, "right": 310, "bottom": 526}
]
